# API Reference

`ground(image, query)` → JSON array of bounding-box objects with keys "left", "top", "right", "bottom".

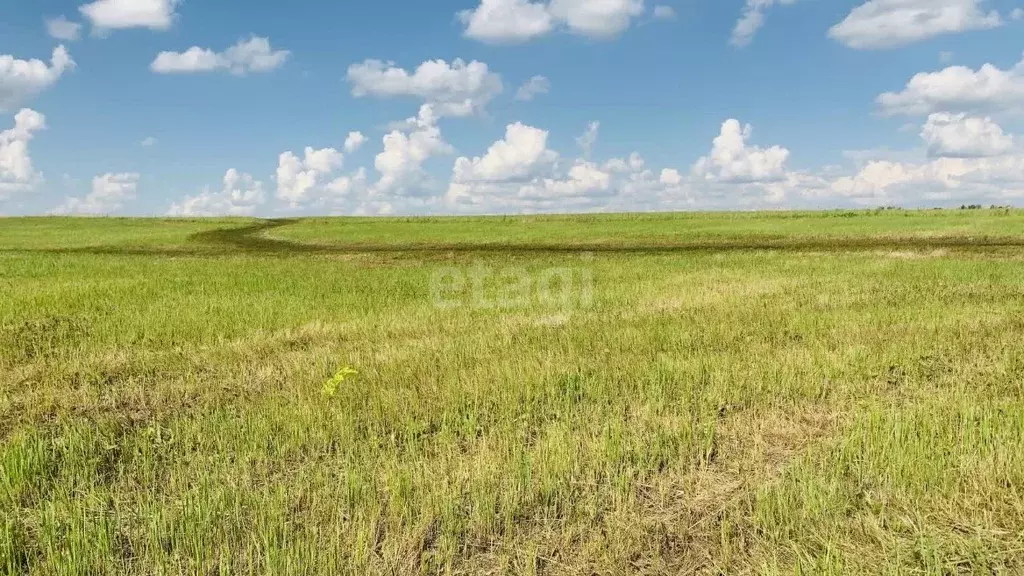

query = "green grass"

[
  {"left": 274, "top": 209, "right": 1024, "bottom": 247},
  {"left": 1, "top": 210, "right": 1023, "bottom": 574}
]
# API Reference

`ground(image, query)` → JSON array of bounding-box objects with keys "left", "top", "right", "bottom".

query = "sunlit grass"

[{"left": 1, "top": 210, "right": 1023, "bottom": 574}]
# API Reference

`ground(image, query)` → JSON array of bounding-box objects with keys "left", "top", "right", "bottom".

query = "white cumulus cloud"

[
  {"left": 276, "top": 146, "right": 345, "bottom": 205},
  {"left": 458, "top": 0, "right": 645, "bottom": 43},
  {"left": 824, "top": 155, "right": 1024, "bottom": 204},
  {"left": 920, "top": 113, "right": 1014, "bottom": 158},
  {"left": 0, "top": 109, "right": 46, "bottom": 195},
  {"left": 459, "top": 0, "right": 555, "bottom": 43},
  {"left": 446, "top": 122, "right": 561, "bottom": 209},
  {"left": 440, "top": 117, "right": 812, "bottom": 213},
  {"left": 692, "top": 119, "right": 791, "bottom": 183},
  {"left": 444, "top": 123, "right": 701, "bottom": 213},
  {"left": 548, "top": 0, "right": 646, "bottom": 38},
  {"left": 517, "top": 161, "right": 613, "bottom": 200},
  {"left": 344, "top": 131, "right": 367, "bottom": 153},
  {"left": 53, "top": 172, "right": 139, "bottom": 215},
  {"left": 452, "top": 122, "right": 559, "bottom": 185},
  {"left": 348, "top": 58, "right": 503, "bottom": 118},
  {"left": 0, "top": 46, "right": 75, "bottom": 112},
  {"left": 829, "top": 0, "right": 1002, "bottom": 50},
  {"left": 374, "top": 105, "right": 452, "bottom": 195},
  {"left": 877, "top": 54, "right": 1024, "bottom": 116},
  {"left": 660, "top": 168, "right": 683, "bottom": 186},
  {"left": 325, "top": 167, "right": 369, "bottom": 198},
  {"left": 151, "top": 37, "right": 290, "bottom": 75},
  {"left": 800, "top": 117, "right": 1024, "bottom": 206},
  {"left": 168, "top": 169, "right": 266, "bottom": 216},
  {"left": 80, "top": 0, "right": 180, "bottom": 32}
]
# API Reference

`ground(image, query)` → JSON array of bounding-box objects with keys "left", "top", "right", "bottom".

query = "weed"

[{"left": 322, "top": 367, "right": 358, "bottom": 399}]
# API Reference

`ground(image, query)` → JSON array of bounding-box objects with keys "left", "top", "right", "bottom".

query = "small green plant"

[{"left": 322, "top": 366, "right": 358, "bottom": 399}]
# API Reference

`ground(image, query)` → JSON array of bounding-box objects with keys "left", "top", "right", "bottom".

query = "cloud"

[
  {"left": 168, "top": 169, "right": 266, "bottom": 216},
  {"left": 348, "top": 58, "right": 503, "bottom": 118},
  {"left": 576, "top": 121, "right": 599, "bottom": 157},
  {"left": 516, "top": 160, "right": 613, "bottom": 200},
  {"left": 692, "top": 119, "right": 790, "bottom": 183},
  {"left": 459, "top": 0, "right": 555, "bottom": 42},
  {"left": 344, "top": 131, "right": 367, "bottom": 153},
  {"left": 652, "top": 5, "right": 676, "bottom": 20},
  {"left": 445, "top": 122, "right": 699, "bottom": 213},
  {"left": 731, "top": 0, "right": 799, "bottom": 47},
  {"left": 603, "top": 152, "right": 646, "bottom": 173},
  {"left": 548, "top": 0, "right": 646, "bottom": 38},
  {"left": 141, "top": 136, "right": 158, "bottom": 147},
  {"left": 439, "top": 116, "right": 819, "bottom": 214},
  {"left": 824, "top": 155, "right": 1024, "bottom": 204},
  {"left": 46, "top": 16, "right": 83, "bottom": 41},
  {"left": 458, "top": 0, "right": 644, "bottom": 43},
  {"left": 802, "top": 117, "right": 1024, "bottom": 205},
  {"left": 877, "top": 54, "right": 1024, "bottom": 116},
  {"left": 515, "top": 75, "right": 551, "bottom": 101},
  {"left": 829, "top": 0, "right": 1002, "bottom": 49},
  {"left": 79, "top": 0, "right": 180, "bottom": 32},
  {"left": 325, "top": 167, "right": 369, "bottom": 199},
  {"left": 373, "top": 105, "right": 452, "bottom": 195},
  {"left": 151, "top": 37, "right": 290, "bottom": 75},
  {"left": 0, "top": 109, "right": 46, "bottom": 196},
  {"left": 1013, "top": 8, "right": 1024, "bottom": 20},
  {"left": 159, "top": 116, "right": 845, "bottom": 216},
  {"left": 448, "top": 152, "right": 696, "bottom": 214},
  {"left": 53, "top": 172, "right": 139, "bottom": 214},
  {"left": 451, "top": 122, "right": 559, "bottom": 186},
  {"left": 920, "top": 113, "right": 1014, "bottom": 158},
  {"left": 0, "top": 46, "right": 75, "bottom": 112},
  {"left": 276, "top": 146, "right": 345, "bottom": 205},
  {"left": 660, "top": 168, "right": 683, "bottom": 186},
  {"left": 603, "top": 157, "right": 700, "bottom": 210}
]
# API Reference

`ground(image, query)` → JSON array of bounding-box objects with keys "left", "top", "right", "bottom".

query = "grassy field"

[{"left": 2, "top": 209, "right": 1024, "bottom": 575}]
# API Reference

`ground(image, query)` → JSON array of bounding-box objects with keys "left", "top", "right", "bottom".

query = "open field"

[{"left": 2, "top": 210, "right": 1024, "bottom": 574}]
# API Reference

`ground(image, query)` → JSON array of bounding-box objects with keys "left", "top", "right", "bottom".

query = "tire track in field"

[
  {"left": 196, "top": 218, "right": 1024, "bottom": 257},
  {"left": 3, "top": 218, "right": 1024, "bottom": 257},
  {"left": 187, "top": 218, "right": 308, "bottom": 253}
]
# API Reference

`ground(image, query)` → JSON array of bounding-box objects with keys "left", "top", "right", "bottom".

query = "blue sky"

[{"left": 2, "top": 0, "right": 1024, "bottom": 216}]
